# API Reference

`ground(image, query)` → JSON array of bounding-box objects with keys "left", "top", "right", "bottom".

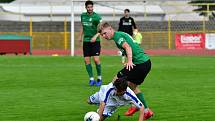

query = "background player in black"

[
  {"left": 118, "top": 9, "right": 137, "bottom": 36},
  {"left": 118, "top": 9, "right": 137, "bottom": 63}
]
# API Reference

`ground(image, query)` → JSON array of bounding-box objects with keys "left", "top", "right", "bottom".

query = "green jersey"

[
  {"left": 81, "top": 12, "right": 102, "bottom": 42},
  {"left": 111, "top": 31, "right": 149, "bottom": 64}
]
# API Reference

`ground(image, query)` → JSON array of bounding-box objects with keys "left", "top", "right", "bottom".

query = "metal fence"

[{"left": 0, "top": 2, "right": 215, "bottom": 55}]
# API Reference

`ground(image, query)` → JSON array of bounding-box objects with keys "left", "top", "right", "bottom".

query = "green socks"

[
  {"left": 86, "top": 64, "right": 102, "bottom": 80},
  {"left": 96, "top": 64, "right": 101, "bottom": 77},
  {"left": 136, "top": 93, "right": 148, "bottom": 109},
  {"left": 86, "top": 64, "right": 93, "bottom": 78}
]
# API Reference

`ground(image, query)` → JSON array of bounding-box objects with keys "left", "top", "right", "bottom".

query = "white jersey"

[{"left": 89, "top": 82, "right": 143, "bottom": 116}]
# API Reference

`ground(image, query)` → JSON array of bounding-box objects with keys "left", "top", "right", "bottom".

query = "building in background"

[{"left": 0, "top": 0, "right": 204, "bottom": 22}]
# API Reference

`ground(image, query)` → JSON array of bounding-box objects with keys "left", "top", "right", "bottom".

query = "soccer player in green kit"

[
  {"left": 78, "top": 0, "right": 102, "bottom": 86},
  {"left": 97, "top": 22, "right": 154, "bottom": 120}
]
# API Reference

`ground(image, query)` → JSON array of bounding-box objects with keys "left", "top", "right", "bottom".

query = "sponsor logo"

[
  {"left": 118, "top": 38, "right": 124, "bottom": 45},
  {"left": 122, "top": 22, "right": 132, "bottom": 25},
  {"left": 82, "top": 22, "right": 92, "bottom": 26},
  {"left": 181, "top": 35, "right": 202, "bottom": 43}
]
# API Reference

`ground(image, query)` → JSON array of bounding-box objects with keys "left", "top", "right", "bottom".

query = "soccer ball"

[{"left": 84, "top": 111, "right": 100, "bottom": 121}]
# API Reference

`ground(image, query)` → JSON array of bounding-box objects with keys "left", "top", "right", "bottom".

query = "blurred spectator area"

[
  {"left": 0, "top": 3, "right": 165, "bottom": 22},
  {"left": 0, "top": 0, "right": 214, "bottom": 51}
]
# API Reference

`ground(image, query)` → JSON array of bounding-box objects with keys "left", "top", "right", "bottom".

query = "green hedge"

[{"left": 0, "top": 0, "right": 14, "bottom": 3}]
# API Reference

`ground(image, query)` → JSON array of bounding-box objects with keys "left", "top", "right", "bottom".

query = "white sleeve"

[
  {"left": 125, "top": 88, "right": 143, "bottom": 109},
  {"left": 98, "top": 85, "right": 107, "bottom": 101},
  {"left": 99, "top": 83, "right": 114, "bottom": 102}
]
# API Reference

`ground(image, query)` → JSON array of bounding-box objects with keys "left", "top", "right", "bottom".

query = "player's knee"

[
  {"left": 94, "top": 58, "right": 100, "bottom": 64},
  {"left": 84, "top": 60, "right": 90, "bottom": 64}
]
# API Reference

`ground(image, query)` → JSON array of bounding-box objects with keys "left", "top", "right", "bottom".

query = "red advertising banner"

[{"left": 175, "top": 33, "right": 205, "bottom": 49}]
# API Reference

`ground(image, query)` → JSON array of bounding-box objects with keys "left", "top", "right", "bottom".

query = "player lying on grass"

[
  {"left": 87, "top": 77, "right": 145, "bottom": 121},
  {"left": 97, "top": 22, "right": 153, "bottom": 119}
]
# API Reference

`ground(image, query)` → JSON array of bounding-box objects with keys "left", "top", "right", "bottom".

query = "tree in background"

[
  {"left": 188, "top": 0, "right": 215, "bottom": 20},
  {"left": 0, "top": 0, "right": 14, "bottom": 3}
]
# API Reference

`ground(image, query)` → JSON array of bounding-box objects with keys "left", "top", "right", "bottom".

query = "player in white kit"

[{"left": 88, "top": 77, "right": 145, "bottom": 121}]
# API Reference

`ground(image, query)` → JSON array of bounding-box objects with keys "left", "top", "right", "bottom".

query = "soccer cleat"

[
  {"left": 89, "top": 80, "right": 96, "bottom": 86},
  {"left": 124, "top": 107, "right": 139, "bottom": 116},
  {"left": 96, "top": 79, "right": 102, "bottom": 86},
  {"left": 144, "top": 108, "right": 154, "bottom": 120}
]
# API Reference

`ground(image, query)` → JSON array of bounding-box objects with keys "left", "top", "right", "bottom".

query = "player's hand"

[
  {"left": 91, "top": 36, "right": 97, "bottom": 43},
  {"left": 124, "top": 61, "right": 135, "bottom": 71}
]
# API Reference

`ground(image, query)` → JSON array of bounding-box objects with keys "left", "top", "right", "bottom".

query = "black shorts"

[
  {"left": 83, "top": 42, "right": 101, "bottom": 57},
  {"left": 117, "top": 60, "right": 151, "bottom": 85}
]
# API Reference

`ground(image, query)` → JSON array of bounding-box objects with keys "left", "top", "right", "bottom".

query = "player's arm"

[
  {"left": 122, "top": 42, "right": 135, "bottom": 71},
  {"left": 118, "top": 18, "right": 123, "bottom": 31},
  {"left": 138, "top": 106, "right": 144, "bottom": 121},
  {"left": 126, "top": 87, "right": 144, "bottom": 120},
  {"left": 132, "top": 18, "right": 137, "bottom": 29},
  {"left": 91, "top": 16, "right": 102, "bottom": 42},
  {"left": 98, "top": 101, "right": 106, "bottom": 121},
  {"left": 78, "top": 25, "right": 83, "bottom": 42},
  {"left": 91, "top": 32, "right": 100, "bottom": 43}
]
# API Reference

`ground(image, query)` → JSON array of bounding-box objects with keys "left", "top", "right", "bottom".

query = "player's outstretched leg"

[{"left": 125, "top": 83, "right": 154, "bottom": 119}]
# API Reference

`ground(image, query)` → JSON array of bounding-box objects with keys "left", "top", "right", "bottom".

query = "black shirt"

[{"left": 118, "top": 16, "right": 137, "bottom": 36}]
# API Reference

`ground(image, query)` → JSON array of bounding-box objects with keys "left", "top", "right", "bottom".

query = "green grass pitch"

[{"left": 0, "top": 55, "right": 214, "bottom": 121}]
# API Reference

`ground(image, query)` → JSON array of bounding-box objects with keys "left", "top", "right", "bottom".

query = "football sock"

[
  {"left": 90, "top": 77, "right": 94, "bottom": 81},
  {"left": 136, "top": 93, "right": 148, "bottom": 109},
  {"left": 97, "top": 76, "right": 102, "bottom": 80},
  {"left": 96, "top": 64, "right": 101, "bottom": 77},
  {"left": 86, "top": 64, "right": 93, "bottom": 79},
  {"left": 144, "top": 108, "right": 149, "bottom": 112}
]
